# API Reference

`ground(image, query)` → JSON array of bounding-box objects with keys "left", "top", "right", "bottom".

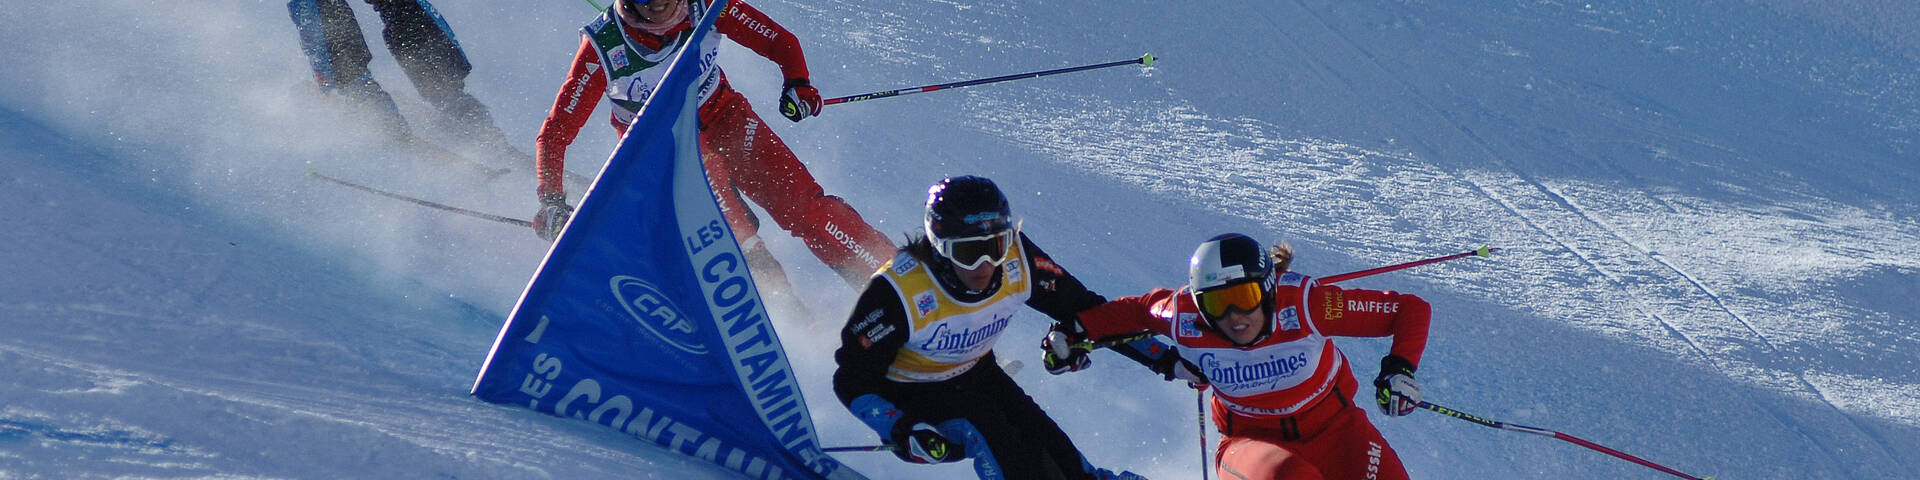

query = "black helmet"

[
  {"left": 1188, "top": 233, "right": 1276, "bottom": 343},
  {"left": 924, "top": 176, "right": 1016, "bottom": 269}
]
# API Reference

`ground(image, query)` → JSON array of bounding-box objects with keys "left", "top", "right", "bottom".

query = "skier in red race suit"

[
  {"left": 1063, "top": 233, "right": 1431, "bottom": 480},
  {"left": 531, "top": 0, "right": 894, "bottom": 288}
]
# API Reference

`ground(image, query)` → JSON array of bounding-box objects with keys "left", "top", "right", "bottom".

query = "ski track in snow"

[
  {"left": 942, "top": 2, "right": 1920, "bottom": 473},
  {"left": 1281, "top": 1, "right": 1917, "bottom": 470}
]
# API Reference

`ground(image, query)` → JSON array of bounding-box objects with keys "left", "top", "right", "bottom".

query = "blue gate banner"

[{"left": 471, "top": 2, "right": 864, "bottom": 478}]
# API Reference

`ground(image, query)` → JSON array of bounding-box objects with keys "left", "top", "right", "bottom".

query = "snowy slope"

[{"left": 3, "top": 1, "right": 1917, "bottom": 479}]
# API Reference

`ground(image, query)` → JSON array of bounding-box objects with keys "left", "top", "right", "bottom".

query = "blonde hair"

[{"left": 1270, "top": 241, "right": 1294, "bottom": 274}]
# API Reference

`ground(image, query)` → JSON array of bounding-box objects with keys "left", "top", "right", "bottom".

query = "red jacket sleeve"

[
  {"left": 532, "top": 37, "right": 609, "bottom": 200},
  {"left": 716, "top": 0, "right": 810, "bottom": 82},
  {"left": 1075, "top": 288, "right": 1181, "bottom": 340},
  {"left": 1311, "top": 285, "right": 1432, "bottom": 368}
]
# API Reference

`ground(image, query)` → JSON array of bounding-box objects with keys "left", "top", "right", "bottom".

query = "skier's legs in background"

[
  {"left": 363, "top": 0, "right": 529, "bottom": 159},
  {"left": 288, "top": 0, "right": 411, "bottom": 139}
]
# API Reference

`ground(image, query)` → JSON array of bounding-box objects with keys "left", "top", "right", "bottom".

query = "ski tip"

[
  {"left": 1140, "top": 53, "right": 1156, "bottom": 68},
  {"left": 1476, "top": 245, "right": 1495, "bottom": 257}
]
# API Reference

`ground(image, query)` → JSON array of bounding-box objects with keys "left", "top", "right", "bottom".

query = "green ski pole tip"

[{"left": 1141, "top": 53, "right": 1156, "bottom": 68}]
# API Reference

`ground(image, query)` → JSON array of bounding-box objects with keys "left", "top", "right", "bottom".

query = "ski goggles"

[
  {"left": 1195, "top": 281, "right": 1267, "bottom": 319},
  {"left": 934, "top": 226, "right": 1018, "bottom": 270}
]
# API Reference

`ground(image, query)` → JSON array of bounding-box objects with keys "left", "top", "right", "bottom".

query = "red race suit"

[
  {"left": 534, "top": 1, "right": 893, "bottom": 286},
  {"left": 1076, "top": 271, "right": 1432, "bottom": 480}
]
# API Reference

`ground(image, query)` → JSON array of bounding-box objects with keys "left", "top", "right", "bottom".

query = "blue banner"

[{"left": 470, "top": 2, "right": 864, "bottom": 479}]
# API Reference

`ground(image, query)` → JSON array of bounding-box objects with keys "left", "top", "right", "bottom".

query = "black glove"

[
  {"left": 1373, "top": 355, "right": 1422, "bottom": 417},
  {"left": 889, "top": 420, "right": 963, "bottom": 464},
  {"left": 779, "top": 78, "right": 822, "bottom": 122},
  {"left": 532, "top": 192, "right": 573, "bottom": 242},
  {"left": 1041, "top": 323, "right": 1092, "bottom": 375}
]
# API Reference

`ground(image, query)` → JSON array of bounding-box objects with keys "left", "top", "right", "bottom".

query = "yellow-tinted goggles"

[{"left": 1196, "top": 281, "right": 1266, "bottom": 319}]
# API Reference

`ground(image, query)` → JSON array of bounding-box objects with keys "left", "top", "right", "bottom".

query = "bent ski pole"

[
  {"left": 1320, "top": 245, "right": 1499, "bottom": 284},
  {"left": 309, "top": 171, "right": 532, "bottom": 227},
  {"left": 824, "top": 53, "right": 1156, "bottom": 107},
  {"left": 1419, "top": 401, "right": 1711, "bottom": 480}
]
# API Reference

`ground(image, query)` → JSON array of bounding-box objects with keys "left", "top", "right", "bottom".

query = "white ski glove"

[
  {"left": 1373, "top": 355, "right": 1422, "bottom": 417},
  {"left": 779, "top": 78, "right": 822, "bottom": 122},
  {"left": 1041, "top": 328, "right": 1092, "bottom": 375}
]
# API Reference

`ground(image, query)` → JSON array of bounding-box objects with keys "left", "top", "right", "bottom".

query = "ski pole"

[
  {"left": 822, "top": 444, "right": 894, "bottom": 453},
  {"left": 1418, "top": 401, "right": 1711, "bottom": 480},
  {"left": 308, "top": 171, "right": 533, "bottom": 227},
  {"left": 823, "top": 53, "right": 1156, "bottom": 107},
  {"left": 1319, "top": 245, "right": 1499, "bottom": 284},
  {"left": 1088, "top": 331, "right": 1156, "bottom": 349},
  {"left": 1196, "top": 389, "right": 1211, "bottom": 480}
]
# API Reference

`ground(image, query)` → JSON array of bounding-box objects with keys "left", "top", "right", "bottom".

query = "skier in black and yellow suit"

[{"left": 832, "top": 176, "right": 1170, "bottom": 480}]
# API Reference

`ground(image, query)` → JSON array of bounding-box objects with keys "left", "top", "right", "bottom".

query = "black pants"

[{"left": 894, "top": 359, "right": 1092, "bottom": 480}]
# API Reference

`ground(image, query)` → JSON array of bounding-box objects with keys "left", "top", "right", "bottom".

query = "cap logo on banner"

[{"left": 611, "top": 275, "right": 706, "bottom": 354}]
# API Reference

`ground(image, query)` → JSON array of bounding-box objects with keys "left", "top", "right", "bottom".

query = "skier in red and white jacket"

[
  {"left": 531, "top": 0, "right": 894, "bottom": 288},
  {"left": 1063, "top": 233, "right": 1431, "bottom": 480}
]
